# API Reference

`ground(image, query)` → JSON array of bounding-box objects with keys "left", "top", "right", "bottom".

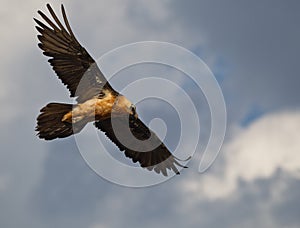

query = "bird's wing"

[
  {"left": 95, "top": 115, "right": 188, "bottom": 176},
  {"left": 34, "top": 4, "right": 117, "bottom": 102}
]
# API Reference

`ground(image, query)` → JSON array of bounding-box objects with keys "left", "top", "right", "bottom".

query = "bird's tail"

[{"left": 36, "top": 103, "right": 87, "bottom": 140}]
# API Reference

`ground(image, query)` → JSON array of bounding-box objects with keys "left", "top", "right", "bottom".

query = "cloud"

[
  {"left": 183, "top": 109, "right": 300, "bottom": 199},
  {"left": 180, "top": 170, "right": 300, "bottom": 228},
  {"left": 166, "top": 0, "right": 300, "bottom": 124},
  {"left": 226, "top": 110, "right": 300, "bottom": 180},
  {"left": 29, "top": 109, "right": 300, "bottom": 228}
]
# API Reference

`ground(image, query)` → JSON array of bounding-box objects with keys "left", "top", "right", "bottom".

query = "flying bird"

[{"left": 35, "top": 4, "right": 188, "bottom": 176}]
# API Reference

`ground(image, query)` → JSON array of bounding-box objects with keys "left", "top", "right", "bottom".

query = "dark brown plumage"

[
  {"left": 35, "top": 4, "right": 188, "bottom": 176},
  {"left": 95, "top": 116, "right": 187, "bottom": 176}
]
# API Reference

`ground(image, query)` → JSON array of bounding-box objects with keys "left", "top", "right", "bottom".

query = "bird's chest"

[{"left": 72, "top": 96, "right": 116, "bottom": 122}]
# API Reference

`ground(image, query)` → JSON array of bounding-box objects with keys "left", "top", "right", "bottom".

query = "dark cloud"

[
  {"left": 167, "top": 0, "right": 300, "bottom": 123},
  {"left": 31, "top": 139, "right": 107, "bottom": 227},
  {"left": 31, "top": 137, "right": 190, "bottom": 228},
  {"left": 33, "top": 151, "right": 300, "bottom": 228},
  {"left": 271, "top": 172, "right": 300, "bottom": 227}
]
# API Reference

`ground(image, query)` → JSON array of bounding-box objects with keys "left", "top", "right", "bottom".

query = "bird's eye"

[{"left": 131, "top": 105, "right": 136, "bottom": 113}]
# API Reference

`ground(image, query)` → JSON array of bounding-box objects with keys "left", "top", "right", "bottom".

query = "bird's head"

[{"left": 113, "top": 95, "right": 138, "bottom": 119}]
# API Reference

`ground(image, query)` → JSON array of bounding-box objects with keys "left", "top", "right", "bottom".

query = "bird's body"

[
  {"left": 35, "top": 4, "right": 188, "bottom": 176},
  {"left": 62, "top": 95, "right": 116, "bottom": 123},
  {"left": 61, "top": 93, "right": 135, "bottom": 123}
]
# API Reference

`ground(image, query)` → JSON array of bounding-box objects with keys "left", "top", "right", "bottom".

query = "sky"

[{"left": 1, "top": 0, "right": 300, "bottom": 227}]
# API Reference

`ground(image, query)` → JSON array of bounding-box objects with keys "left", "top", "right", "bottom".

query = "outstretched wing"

[
  {"left": 95, "top": 115, "right": 188, "bottom": 176},
  {"left": 34, "top": 4, "right": 117, "bottom": 102}
]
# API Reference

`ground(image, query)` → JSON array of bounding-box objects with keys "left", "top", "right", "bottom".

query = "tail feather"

[{"left": 36, "top": 103, "right": 86, "bottom": 140}]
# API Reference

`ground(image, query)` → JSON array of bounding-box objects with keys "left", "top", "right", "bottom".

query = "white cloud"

[
  {"left": 226, "top": 110, "right": 300, "bottom": 180},
  {"left": 183, "top": 110, "right": 300, "bottom": 199}
]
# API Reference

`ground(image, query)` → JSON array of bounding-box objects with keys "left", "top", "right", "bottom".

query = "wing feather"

[
  {"left": 34, "top": 4, "right": 116, "bottom": 102},
  {"left": 95, "top": 116, "right": 188, "bottom": 176}
]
